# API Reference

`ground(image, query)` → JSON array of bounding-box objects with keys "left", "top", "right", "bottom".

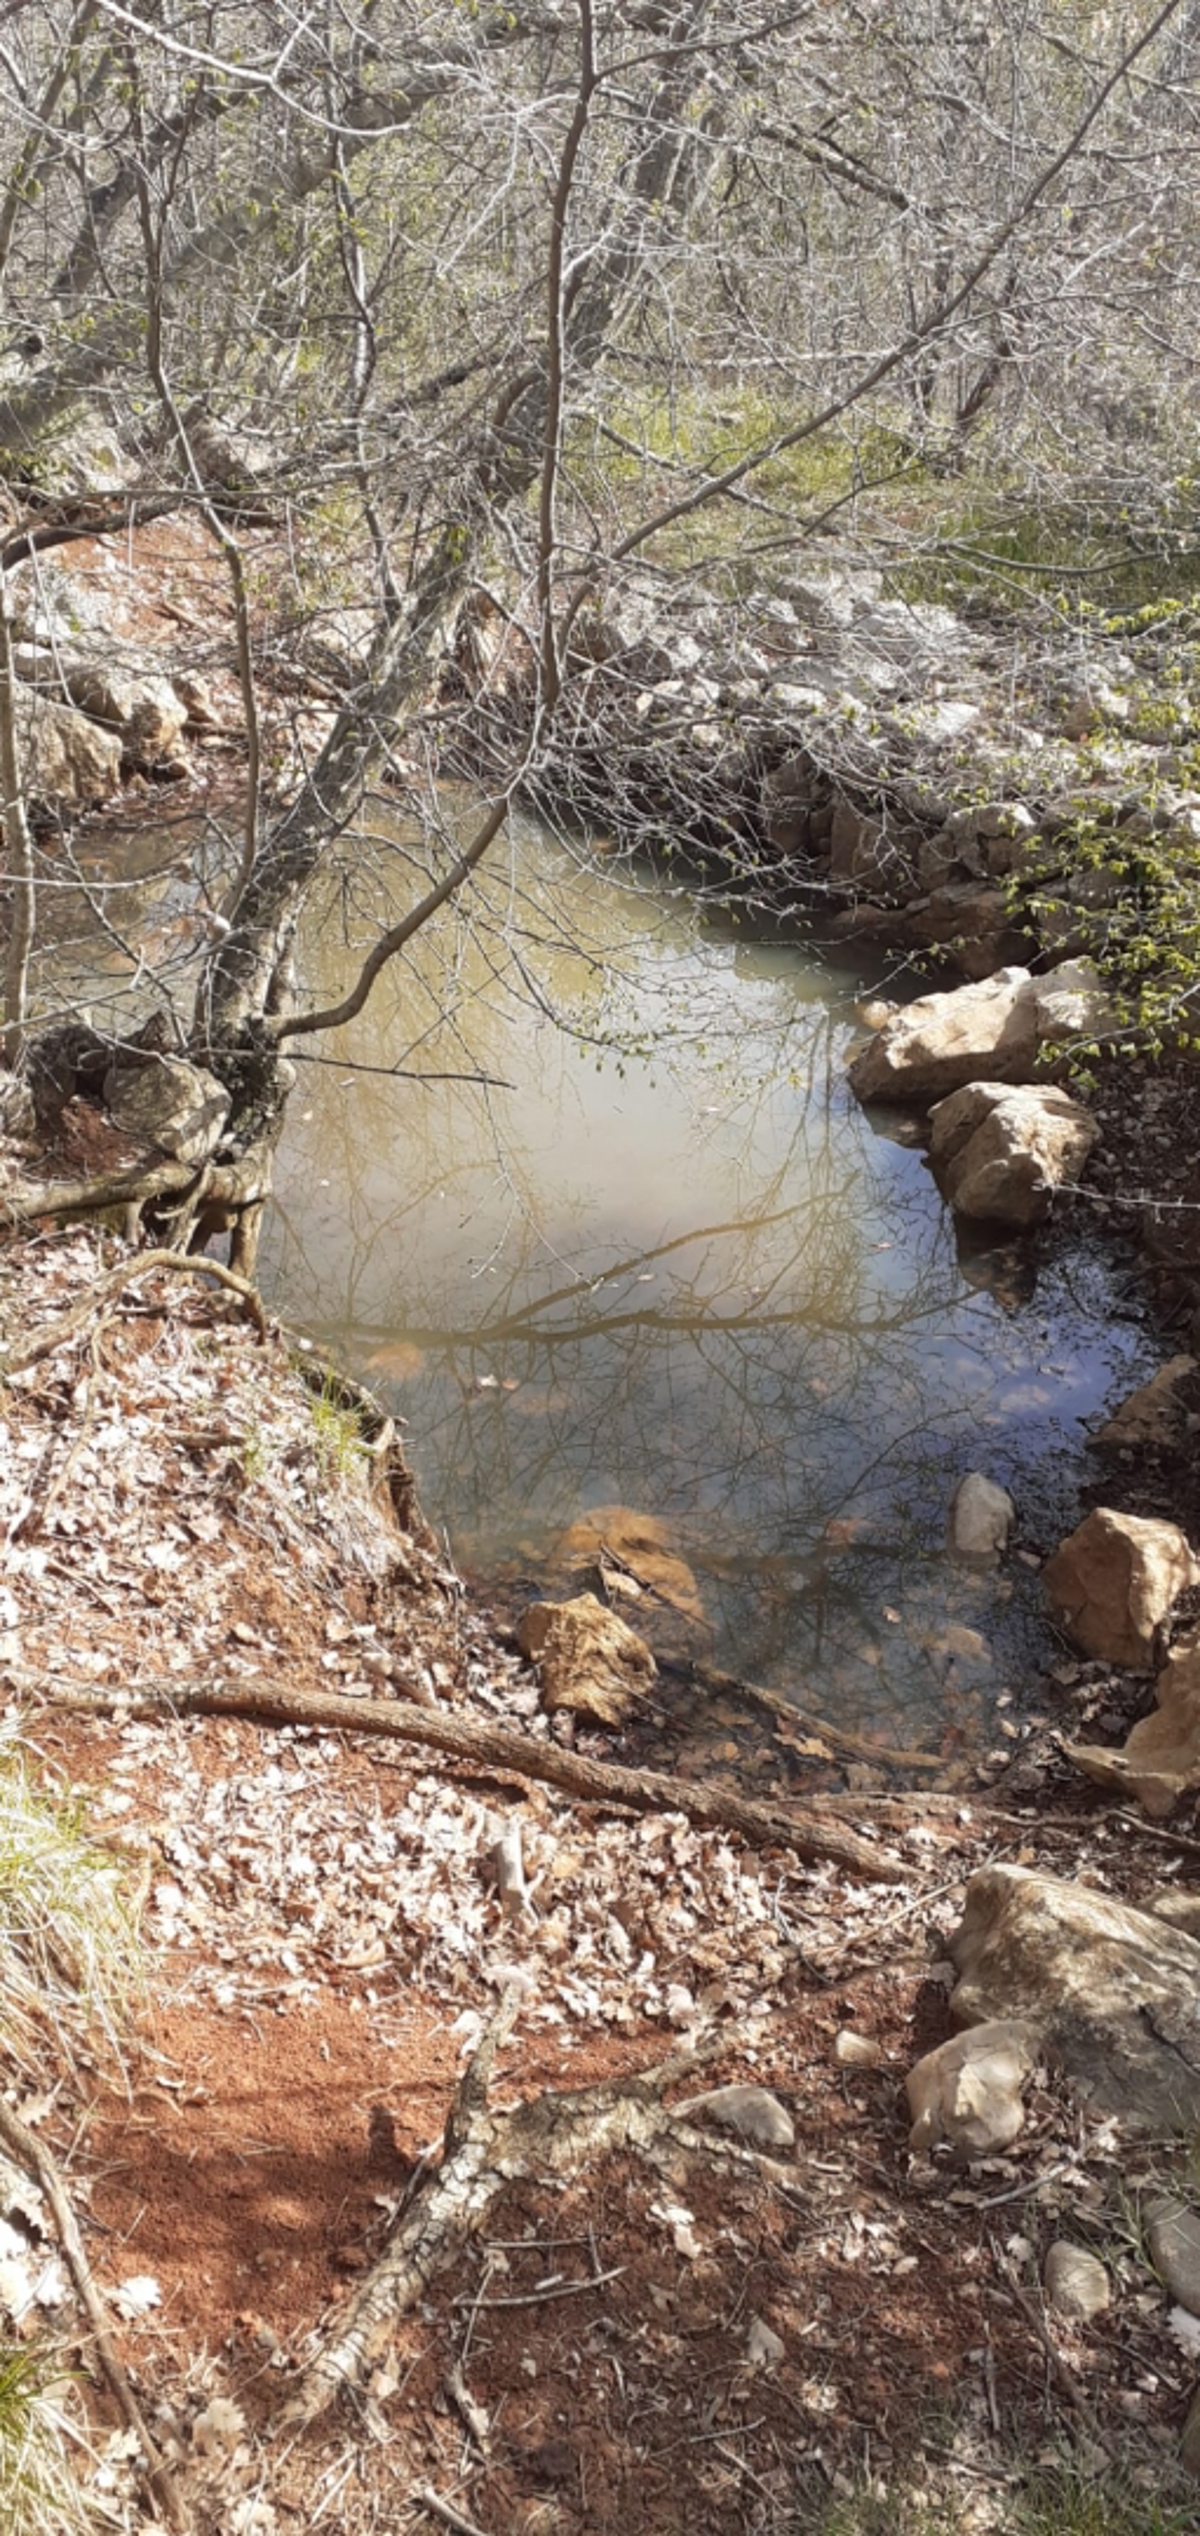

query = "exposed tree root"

[
  {"left": 0, "top": 2096, "right": 188, "bottom": 2530},
  {"left": 281, "top": 1992, "right": 773, "bottom": 2432},
  {"left": 0, "top": 1245, "right": 268, "bottom": 1372},
  {"left": 43, "top": 1678, "right": 906, "bottom": 1880}
]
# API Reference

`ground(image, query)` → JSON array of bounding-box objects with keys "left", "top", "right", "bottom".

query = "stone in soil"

[
  {"left": 1044, "top": 2240, "right": 1111, "bottom": 2320},
  {"left": 1148, "top": 2197, "right": 1200, "bottom": 2318},
  {"left": 946, "top": 1863, "right": 1200, "bottom": 2134},
  {"left": 905, "top": 2018, "right": 1041, "bottom": 2159}
]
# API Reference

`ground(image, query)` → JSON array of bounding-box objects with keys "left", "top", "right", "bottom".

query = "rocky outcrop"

[
  {"left": 928, "top": 1080, "right": 1098, "bottom": 1225},
  {"left": 57, "top": 658, "right": 188, "bottom": 765},
  {"left": 1042, "top": 1507, "right": 1199, "bottom": 1669},
  {"left": 103, "top": 1055, "right": 230, "bottom": 1165},
  {"left": 946, "top": 1863, "right": 1200, "bottom": 2133},
  {"left": 1068, "top": 1636, "right": 1200, "bottom": 1817},
  {"left": 905, "top": 2019, "right": 1040, "bottom": 2158},
  {"left": 15, "top": 693, "right": 122, "bottom": 808},
  {"left": 847, "top": 967, "right": 1038, "bottom": 1104},
  {"left": 516, "top": 1592, "right": 656, "bottom": 1725}
]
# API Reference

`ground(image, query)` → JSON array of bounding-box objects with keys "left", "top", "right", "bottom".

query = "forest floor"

[{"left": 1, "top": 1230, "right": 1199, "bottom": 2536}]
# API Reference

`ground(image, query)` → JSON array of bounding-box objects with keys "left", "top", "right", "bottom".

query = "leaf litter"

[{"left": 0, "top": 1231, "right": 1196, "bottom": 2531}]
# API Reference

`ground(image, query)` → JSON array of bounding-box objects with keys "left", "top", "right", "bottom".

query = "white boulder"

[
  {"left": 928, "top": 1079, "right": 1097, "bottom": 1224},
  {"left": 847, "top": 966, "right": 1038, "bottom": 1104}
]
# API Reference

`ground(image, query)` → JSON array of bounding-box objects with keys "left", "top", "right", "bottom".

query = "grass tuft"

[{"left": 0, "top": 1724, "right": 140, "bottom": 2079}]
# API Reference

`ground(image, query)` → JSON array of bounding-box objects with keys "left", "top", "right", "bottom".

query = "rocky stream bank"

[{"left": 2, "top": 532, "right": 1200, "bottom": 2529}]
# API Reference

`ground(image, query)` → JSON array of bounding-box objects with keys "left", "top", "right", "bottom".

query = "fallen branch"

[
  {"left": 0, "top": 2097, "right": 188, "bottom": 2531},
  {"left": 281, "top": 1992, "right": 743, "bottom": 2430},
  {"left": 42, "top": 1678, "right": 905, "bottom": 1880},
  {"left": 676, "top": 1658, "right": 946, "bottom": 1776},
  {"left": 1, "top": 1246, "right": 268, "bottom": 1373}
]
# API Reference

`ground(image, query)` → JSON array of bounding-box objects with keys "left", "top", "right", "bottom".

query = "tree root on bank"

[
  {"left": 0, "top": 2096, "right": 188, "bottom": 2530},
  {"left": 43, "top": 1678, "right": 906, "bottom": 1881},
  {"left": 0, "top": 1246, "right": 268, "bottom": 1372},
  {"left": 281, "top": 1991, "right": 787, "bottom": 2433}
]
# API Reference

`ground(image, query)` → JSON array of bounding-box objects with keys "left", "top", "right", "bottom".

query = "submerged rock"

[
  {"left": 554, "top": 1506, "right": 706, "bottom": 1628},
  {"left": 1042, "top": 1508, "right": 1199, "bottom": 1671},
  {"left": 1096, "top": 1357, "right": 1198, "bottom": 1452},
  {"left": 928, "top": 1080, "right": 1097, "bottom": 1225},
  {"left": 949, "top": 1473, "right": 1014, "bottom": 1562}
]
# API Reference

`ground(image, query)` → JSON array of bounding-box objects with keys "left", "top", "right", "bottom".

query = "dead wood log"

[
  {"left": 43, "top": 1678, "right": 906, "bottom": 1880},
  {"left": 281, "top": 1992, "right": 747, "bottom": 2431},
  {"left": 0, "top": 2097, "right": 188, "bottom": 2530},
  {"left": 0, "top": 1246, "right": 267, "bottom": 1372}
]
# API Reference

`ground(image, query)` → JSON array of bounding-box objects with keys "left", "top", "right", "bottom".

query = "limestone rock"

[
  {"left": 834, "top": 2029, "right": 882, "bottom": 2069},
  {"left": 1148, "top": 2197, "right": 1200, "bottom": 2317},
  {"left": 929, "top": 1080, "right": 1097, "bottom": 1226},
  {"left": 946, "top": 1863, "right": 1200, "bottom": 2133},
  {"left": 15, "top": 694, "right": 122, "bottom": 808},
  {"left": 1149, "top": 1888, "right": 1200, "bottom": 1940},
  {"left": 1044, "top": 2242, "right": 1110, "bottom": 2321},
  {"left": 1068, "top": 1638, "right": 1200, "bottom": 1817},
  {"left": 949, "top": 1473, "right": 1015, "bottom": 1562},
  {"left": 58, "top": 659, "right": 188, "bottom": 764},
  {"left": 102, "top": 1057, "right": 230, "bottom": 1165},
  {"left": 906, "top": 884, "right": 1026, "bottom": 979},
  {"left": 680, "top": 2085, "right": 795, "bottom": 2149},
  {"left": 516, "top": 1592, "right": 655, "bottom": 1725},
  {"left": 905, "top": 2019, "right": 1041, "bottom": 2159},
  {"left": 1042, "top": 1508, "right": 1199, "bottom": 1670},
  {"left": 170, "top": 669, "right": 221, "bottom": 732},
  {"left": 1032, "top": 959, "right": 1122, "bottom": 1048},
  {"left": 1096, "top": 1357, "right": 1197, "bottom": 1452},
  {"left": 847, "top": 967, "right": 1037, "bottom": 1104}
]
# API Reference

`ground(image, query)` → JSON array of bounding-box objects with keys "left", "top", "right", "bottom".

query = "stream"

[{"left": 257, "top": 804, "right": 1152, "bottom": 1753}]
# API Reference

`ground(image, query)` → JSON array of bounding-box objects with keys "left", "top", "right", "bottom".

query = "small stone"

[
  {"left": 1148, "top": 2198, "right": 1200, "bottom": 2317},
  {"left": 905, "top": 2019, "right": 1041, "bottom": 2159},
  {"left": 834, "top": 2029, "right": 882, "bottom": 2069},
  {"left": 1044, "top": 2241, "right": 1110, "bottom": 2320},
  {"left": 679, "top": 2084, "right": 795, "bottom": 2150},
  {"left": 746, "top": 2315, "right": 785, "bottom": 2367}
]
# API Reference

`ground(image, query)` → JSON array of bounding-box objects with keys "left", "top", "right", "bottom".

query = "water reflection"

[{"left": 260, "top": 810, "right": 1150, "bottom": 1739}]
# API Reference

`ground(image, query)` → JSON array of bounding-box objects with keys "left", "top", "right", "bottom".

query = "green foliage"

[
  {"left": 309, "top": 1372, "right": 368, "bottom": 1486},
  {"left": 1007, "top": 802, "right": 1200, "bottom": 1059},
  {"left": 1011, "top": 2459, "right": 1197, "bottom": 2536},
  {"left": 0, "top": 2344, "right": 100, "bottom": 2536}
]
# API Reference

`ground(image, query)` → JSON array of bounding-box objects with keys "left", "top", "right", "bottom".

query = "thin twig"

[
  {"left": 412, "top": 2487, "right": 494, "bottom": 2536},
  {"left": 452, "top": 2264, "right": 625, "bottom": 2310},
  {"left": 1, "top": 1247, "right": 267, "bottom": 1373}
]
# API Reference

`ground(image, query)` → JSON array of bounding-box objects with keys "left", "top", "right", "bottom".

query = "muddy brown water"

[{"left": 249, "top": 807, "right": 1152, "bottom": 1751}]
